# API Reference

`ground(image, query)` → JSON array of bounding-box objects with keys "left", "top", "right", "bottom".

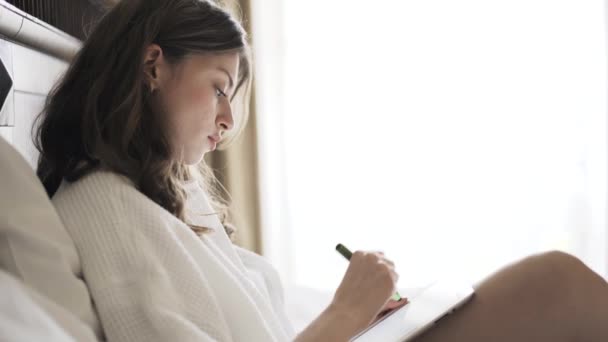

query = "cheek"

[
  {"left": 186, "top": 82, "right": 215, "bottom": 114},
  {"left": 177, "top": 85, "right": 217, "bottom": 137},
  {"left": 162, "top": 80, "right": 217, "bottom": 156},
  {"left": 166, "top": 76, "right": 215, "bottom": 117},
  {"left": 186, "top": 89, "right": 216, "bottom": 138}
]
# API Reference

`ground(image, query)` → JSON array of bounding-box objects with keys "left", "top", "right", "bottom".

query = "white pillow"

[
  {"left": 0, "top": 136, "right": 98, "bottom": 341},
  {"left": 0, "top": 270, "right": 75, "bottom": 342}
]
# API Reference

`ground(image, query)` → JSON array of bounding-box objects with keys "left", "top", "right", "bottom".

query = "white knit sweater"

[{"left": 51, "top": 170, "right": 296, "bottom": 342}]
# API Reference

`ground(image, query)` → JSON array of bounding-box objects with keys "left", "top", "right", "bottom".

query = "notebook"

[{"left": 352, "top": 280, "right": 475, "bottom": 342}]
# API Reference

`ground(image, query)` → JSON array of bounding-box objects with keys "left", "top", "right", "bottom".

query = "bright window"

[{"left": 258, "top": 0, "right": 608, "bottom": 291}]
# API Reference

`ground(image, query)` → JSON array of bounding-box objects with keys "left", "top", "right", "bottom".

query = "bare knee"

[
  {"left": 528, "top": 251, "right": 608, "bottom": 338},
  {"left": 522, "top": 250, "right": 604, "bottom": 301},
  {"left": 531, "top": 250, "right": 586, "bottom": 274},
  {"left": 524, "top": 251, "right": 589, "bottom": 282}
]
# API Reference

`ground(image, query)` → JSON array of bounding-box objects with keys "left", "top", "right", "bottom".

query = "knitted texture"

[{"left": 52, "top": 170, "right": 295, "bottom": 342}]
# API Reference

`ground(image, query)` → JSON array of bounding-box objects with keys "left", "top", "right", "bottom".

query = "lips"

[{"left": 208, "top": 134, "right": 221, "bottom": 143}]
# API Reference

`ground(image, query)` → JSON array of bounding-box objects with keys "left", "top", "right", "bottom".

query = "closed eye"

[{"left": 215, "top": 87, "right": 227, "bottom": 98}]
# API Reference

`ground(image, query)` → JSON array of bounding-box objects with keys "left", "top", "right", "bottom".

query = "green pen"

[{"left": 335, "top": 243, "right": 403, "bottom": 301}]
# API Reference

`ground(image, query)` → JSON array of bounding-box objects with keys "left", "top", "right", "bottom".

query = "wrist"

[
  {"left": 294, "top": 300, "right": 373, "bottom": 342},
  {"left": 326, "top": 300, "right": 373, "bottom": 336}
]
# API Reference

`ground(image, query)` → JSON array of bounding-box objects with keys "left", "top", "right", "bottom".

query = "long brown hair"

[{"left": 34, "top": 0, "right": 252, "bottom": 237}]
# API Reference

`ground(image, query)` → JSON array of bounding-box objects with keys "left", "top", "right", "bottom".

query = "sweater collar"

[{"left": 182, "top": 180, "right": 223, "bottom": 232}]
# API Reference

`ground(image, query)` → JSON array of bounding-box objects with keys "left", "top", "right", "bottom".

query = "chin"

[
  {"left": 184, "top": 154, "right": 205, "bottom": 165},
  {"left": 181, "top": 148, "right": 207, "bottom": 165}
]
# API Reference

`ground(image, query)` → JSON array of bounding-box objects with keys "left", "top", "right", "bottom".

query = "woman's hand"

[
  {"left": 330, "top": 250, "right": 401, "bottom": 331},
  {"left": 294, "top": 251, "right": 404, "bottom": 342}
]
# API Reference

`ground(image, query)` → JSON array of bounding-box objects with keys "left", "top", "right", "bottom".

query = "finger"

[
  {"left": 377, "top": 260, "right": 395, "bottom": 271},
  {"left": 379, "top": 258, "right": 395, "bottom": 267},
  {"left": 391, "top": 271, "right": 399, "bottom": 283},
  {"left": 352, "top": 250, "right": 366, "bottom": 259}
]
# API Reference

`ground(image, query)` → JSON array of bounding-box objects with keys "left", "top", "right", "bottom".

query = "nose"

[{"left": 216, "top": 98, "right": 235, "bottom": 132}]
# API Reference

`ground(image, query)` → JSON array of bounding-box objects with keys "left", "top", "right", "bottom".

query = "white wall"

[{"left": 0, "top": 38, "right": 68, "bottom": 168}]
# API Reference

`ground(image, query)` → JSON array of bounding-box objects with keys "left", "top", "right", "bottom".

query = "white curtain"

[{"left": 253, "top": 0, "right": 608, "bottom": 292}]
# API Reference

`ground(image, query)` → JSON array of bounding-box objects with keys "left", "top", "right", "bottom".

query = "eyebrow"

[{"left": 217, "top": 67, "right": 234, "bottom": 90}]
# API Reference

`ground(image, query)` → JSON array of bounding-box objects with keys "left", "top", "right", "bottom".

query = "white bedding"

[
  {"left": 0, "top": 268, "right": 426, "bottom": 341},
  {"left": 0, "top": 271, "right": 74, "bottom": 342}
]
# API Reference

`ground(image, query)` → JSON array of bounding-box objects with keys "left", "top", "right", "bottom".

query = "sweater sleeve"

[
  {"left": 234, "top": 246, "right": 296, "bottom": 338},
  {"left": 53, "top": 174, "right": 234, "bottom": 342}
]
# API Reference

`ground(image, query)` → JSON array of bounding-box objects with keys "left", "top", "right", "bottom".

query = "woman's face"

[{"left": 143, "top": 44, "right": 239, "bottom": 165}]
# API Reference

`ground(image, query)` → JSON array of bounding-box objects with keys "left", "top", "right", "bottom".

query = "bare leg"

[{"left": 413, "top": 251, "right": 608, "bottom": 342}]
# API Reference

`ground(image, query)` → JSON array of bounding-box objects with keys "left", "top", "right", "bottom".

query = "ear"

[{"left": 143, "top": 44, "right": 165, "bottom": 91}]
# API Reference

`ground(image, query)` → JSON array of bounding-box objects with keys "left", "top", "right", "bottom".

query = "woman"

[{"left": 35, "top": 0, "right": 608, "bottom": 341}]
